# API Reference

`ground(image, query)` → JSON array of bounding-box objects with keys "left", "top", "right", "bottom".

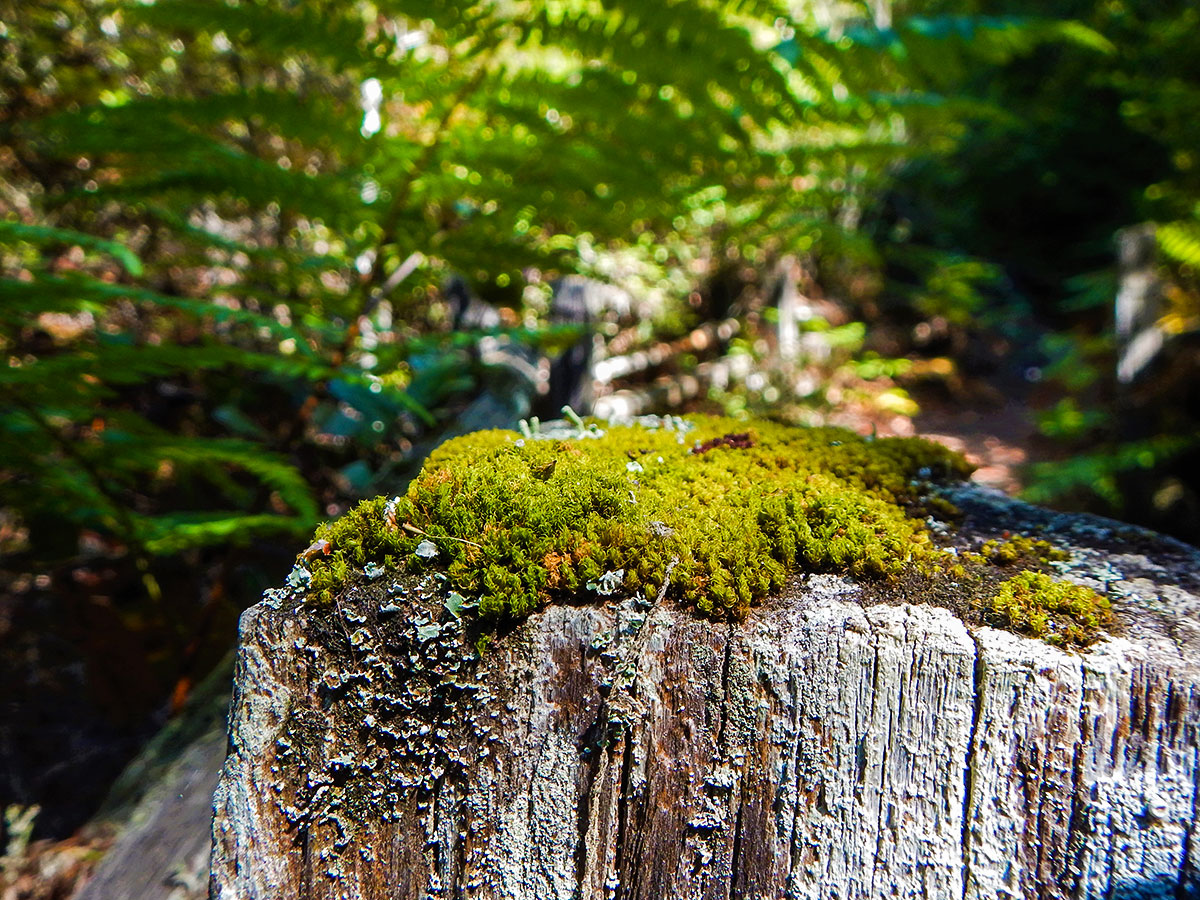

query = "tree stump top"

[{"left": 211, "top": 417, "right": 1200, "bottom": 899}]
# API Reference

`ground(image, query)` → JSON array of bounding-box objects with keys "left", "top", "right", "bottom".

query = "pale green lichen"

[{"left": 299, "top": 414, "right": 1113, "bottom": 649}]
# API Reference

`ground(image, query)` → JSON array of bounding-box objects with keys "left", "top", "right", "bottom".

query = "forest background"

[{"left": 2, "top": 0, "right": 1199, "bottom": 865}]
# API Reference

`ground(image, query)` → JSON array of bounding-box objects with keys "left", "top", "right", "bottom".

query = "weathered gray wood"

[
  {"left": 76, "top": 727, "right": 225, "bottom": 900},
  {"left": 74, "top": 655, "right": 231, "bottom": 900},
  {"left": 210, "top": 486, "right": 1200, "bottom": 899}
]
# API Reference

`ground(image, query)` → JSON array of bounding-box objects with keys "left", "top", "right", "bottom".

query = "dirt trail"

[{"left": 914, "top": 399, "right": 1041, "bottom": 496}]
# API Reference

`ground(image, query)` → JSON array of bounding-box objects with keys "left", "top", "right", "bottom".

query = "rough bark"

[{"left": 211, "top": 486, "right": 1200, "bottom": 899}]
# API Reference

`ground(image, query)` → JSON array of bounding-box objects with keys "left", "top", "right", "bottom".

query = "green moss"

[
  {"left": 305, "top": 416, "right": 970, "bottom": 618},
  {"left": 984, "top": 571, "right": 1113, "bottom": 648},
  {"left": 297, "top": 414, "right": 1113, "bottom": 649},
  {"left": 978, "top": 534, "right": 1068, "bottom": 566}
]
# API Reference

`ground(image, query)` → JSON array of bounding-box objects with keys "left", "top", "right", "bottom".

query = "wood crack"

[
  {"left": 869, "top": 629, "right": 889, "bottom": 896},
  {"left": 729, "top": 774, "right": 746, "bottom": 900},
  {"left": 960, "top": 629, "right": 984, "bottom": 900},
  {"left": 786, "top": 669, "right": 809, "bottom": 889},
  {"left": 716, "top": 627, "right": 735, "bottom": 752},
  {"left": 1179, "top": 739, "right": 1200, "bottom": 897},
  {"left": 721, "top": 621, "right": 742, "bottom": 899},
  {"left": 573, "top": 702, "right": 606, "bottom": 896},
  {"left": 1066, "top": 656, "right": 1090, "bottom": 900},
  {"left": 612, "top": 733, "right": 636, "bottom": 900}
]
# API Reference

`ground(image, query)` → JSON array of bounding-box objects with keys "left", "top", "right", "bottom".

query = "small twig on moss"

[
  {"left": 656, "top": 557, "right": 679, "bottom": 605},
  {"left": 402, "top": 522, "right": 483, "bottom": 549}
]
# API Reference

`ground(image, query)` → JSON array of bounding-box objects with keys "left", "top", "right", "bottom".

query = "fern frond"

[
  {"left": 125, "top": 0, "right": 376, "bottom": 73},
  {"left": 0, "top": 275, "right": 334, "bottom": 350},
  {"left": 1158, "top": 220, "right": 1200, "bottom": 268},
  {"left": 0, "top": 221, "right": 144, "bottom": 276},
  {"left": 138, "top": 512, "right": 311, "bottom": 555}
]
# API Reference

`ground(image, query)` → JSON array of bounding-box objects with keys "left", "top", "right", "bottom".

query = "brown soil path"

[{"left": 914, "top": 399, "right": 1041, "bottom": 496}]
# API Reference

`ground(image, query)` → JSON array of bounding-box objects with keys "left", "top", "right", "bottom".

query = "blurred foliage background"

[{"left": 2, "top": 0, "right": 1199, "bottom": 847}]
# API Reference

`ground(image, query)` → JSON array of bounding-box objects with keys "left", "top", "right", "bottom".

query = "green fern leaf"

[{"left": 0, "top": 221, "right": 144, "bottom": 276}]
